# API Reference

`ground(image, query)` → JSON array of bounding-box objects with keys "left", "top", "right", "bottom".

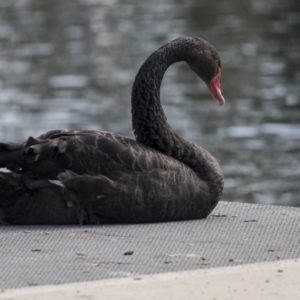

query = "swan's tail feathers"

[
  {"left": 0, "top": 171, "right": 79, "bottom": 225},
  {"left": 0, "top": 142, "right": 24, "bottom": 172},
  {"left": 0, "top": 137, "right": 71, "bottom": 178}
]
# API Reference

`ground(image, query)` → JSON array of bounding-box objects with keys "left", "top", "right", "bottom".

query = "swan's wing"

[{"left": 0, "top": 130, "right": 183, "bottom": 179}]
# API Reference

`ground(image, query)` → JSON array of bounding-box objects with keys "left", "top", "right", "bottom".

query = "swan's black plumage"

[{"left": 0, "top": 37, "right": 225, "bottom": 225}]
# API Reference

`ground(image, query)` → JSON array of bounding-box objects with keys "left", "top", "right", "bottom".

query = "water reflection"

[{"left": 0, "top": 0, "right": 299, "bottom": 206}]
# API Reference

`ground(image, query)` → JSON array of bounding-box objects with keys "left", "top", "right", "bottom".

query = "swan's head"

[{"left": 186, "top": 37, "right": 225, "bottom": 106}]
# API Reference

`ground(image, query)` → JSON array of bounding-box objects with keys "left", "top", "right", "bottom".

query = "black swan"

[{"left": 0, "top": 37, "right": 225, "bottom": 225}]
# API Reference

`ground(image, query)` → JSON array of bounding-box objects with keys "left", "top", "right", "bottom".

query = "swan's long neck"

[{"left": 131, "top": 38, "right": 223, "bottom": 188}]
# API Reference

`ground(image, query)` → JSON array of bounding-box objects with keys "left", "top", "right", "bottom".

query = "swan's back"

[{"left": 1, "top": 129, "right": 202, "bottom": 178}]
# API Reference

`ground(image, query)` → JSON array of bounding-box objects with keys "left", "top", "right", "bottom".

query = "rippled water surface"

[{"left": 0, "top": 0, "right": 299, "bottom": 206}]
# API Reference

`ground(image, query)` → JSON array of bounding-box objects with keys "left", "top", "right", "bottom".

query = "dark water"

[{"left": 0, "top": 0, "right": 299, "bottom": 206}]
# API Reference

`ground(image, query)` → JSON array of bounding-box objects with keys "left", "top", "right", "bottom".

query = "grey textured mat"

[{"left": 1, "top": 201, "right": 300, "bottom": 289}]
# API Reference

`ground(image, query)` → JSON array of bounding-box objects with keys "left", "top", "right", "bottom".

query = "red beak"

[{"left": 206, "top": 67, "right": 225, "bottom": 106}]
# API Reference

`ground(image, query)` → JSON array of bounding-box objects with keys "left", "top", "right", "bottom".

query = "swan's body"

[{"left": 0, "top": 37, "right": 225, "bottom": 225}]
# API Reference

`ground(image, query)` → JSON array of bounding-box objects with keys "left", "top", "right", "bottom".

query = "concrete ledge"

[{"left": 1, "top": 259, "right": 300, "bottom": 300}]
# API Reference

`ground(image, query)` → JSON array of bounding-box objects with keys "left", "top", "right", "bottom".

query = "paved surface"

[
  {"left": 1, "top": 259, "right": 300, "bottom": 300},
  {"left": 1, "top": 201, "right": 300, "bottom": 289}
]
